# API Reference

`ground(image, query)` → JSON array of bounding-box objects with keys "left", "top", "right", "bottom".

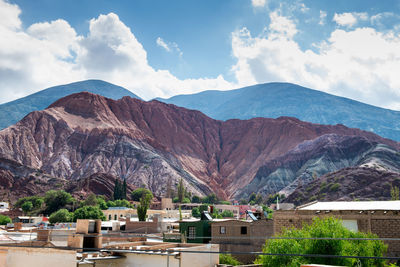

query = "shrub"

[
  {"left": 0, "top": 215, "right": 11, "bottom": 225},
  {"left": 49, "top": 209, "right": 72, "bottom": 224},
  {"left": 256, "top": 217, "right": 387, "bottom": 267},
  {"left": 220, "top": 254, "right": 241, "bottom": 265}
]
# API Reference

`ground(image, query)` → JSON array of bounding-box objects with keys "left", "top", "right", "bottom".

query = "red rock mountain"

[{"left": 0, "top": 92, "right": 398, "bottom": 199}]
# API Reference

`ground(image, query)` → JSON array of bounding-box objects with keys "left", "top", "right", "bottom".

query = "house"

[
  {"left": 0, "top": 202, "right": 9, "bottom": 210},
  {"left": 274, "top": 201, "right": 400, "bottom": 256},
  {"left": 15, "top": 216, "right": 47, "bottom": 225},
  {"left": 211, "top": 218, "right": 274, "bottom": 263},
  {"left": 174, "top": 212, "right": 213, "bottom": 244},
  {"left": 103, "top": 207, "right": 135, "bottom": 221}
]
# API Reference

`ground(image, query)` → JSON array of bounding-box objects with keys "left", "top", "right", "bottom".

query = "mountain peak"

[{"left": 0, "top": 80, "right": 141, "bottom": 130}]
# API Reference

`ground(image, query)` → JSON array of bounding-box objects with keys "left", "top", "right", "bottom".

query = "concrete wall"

[
  {"left": 0, "top": 247, "right": 76, "bottom": 267},
  {"left": 274, "top": 210, "right": 400, "bottom": 256},
  {"left": 180, "top": 243, "right": 219, "bottom": 267},
  {"left": 81, "top": 244, "right": 219, "bottom": 267}
]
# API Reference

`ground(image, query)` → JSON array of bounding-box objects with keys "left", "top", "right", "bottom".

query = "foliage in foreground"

[
  {"left": 256, "top": 217, "right": 387, "bottom": 267},
  {"left": 0, "top": 214, "right": 11, "bottom": 225},
  {"left": 219, "top": 253, "right": 241, "bottom": 265}
]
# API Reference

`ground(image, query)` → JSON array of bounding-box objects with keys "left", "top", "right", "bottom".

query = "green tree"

[
  {"left": 256, "top": 217, "right": 387, "bottom": 267},
  {"left": 137, "top": 193, "right": 152, "bottom": 221},
  {"left": 122, "top": 178, "right": 127, "bottom": 199},
  {"left": 21, "top": 201, "right": 33, "bottom": 214},
  {"left": 218, "top": 200, "right": 231, "bottom": 205},
  {"left": 15, "top": 196, "right": 44, "bottom": 214},
  {"left": 97, "top": 196, "right": 108, "bottom": 210},
  {"left": 220, "top": 254, "right": 241, "bottom": 265},
  {"left": 113, "top": 179, "right": 123, "bottom": 200},
  {"left": 199, "top": 204, "right": 209, "bottom": 213},
  {"left": 182, "top": 197, "right": 190, "bottom": 204},
  {"left": 191, "top": 195, "right": 201, "bottom": 203},
  {"left": 131, "top": 188, "right": 153, "bottom": 202},
  {"left": 202, "top": 193, "right": 218, "bottom": 204},
  {"left": 192, "top": 207, "right": 201, "bottom": 218},
  {"left": 73, "top": 206, "right": 106, "bottom": 221},
  {"left": 391, "top": 184, "right": 399, "bottom": 200},
  {"left": 248, "top": 192, "right": 257, "bottom": 203},
  {"left": 221, "top": 210, "right": 234, "bottom": 218},
  {"left": 81, "top": 194, "right": 98, "bottom": 207},
  {"left": 177, "top": 178, "right": 185, "bottom": 203},
  {"left": 0, "top": 215, "right": 11, "bottom": 225},
  {"left": 44, "top": 190, "right": 74, "bottom": 215},
  {"left": 239, "top": 198, "right": 247, "bottom": 205},
  {"left": 49, "top": 209, "right": 72, "bottom": 224}
]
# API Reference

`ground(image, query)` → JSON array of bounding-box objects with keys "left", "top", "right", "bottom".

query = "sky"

[{"left": 1, "top": 0, "right": 400, "bottom": 110}]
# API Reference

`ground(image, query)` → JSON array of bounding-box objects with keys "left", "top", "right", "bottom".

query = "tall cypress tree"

[
  {"left": 122, "top": 178, "right": 127, "bottom": 200},
  {"left": 113, "top": 179, "right": 121, "bottom": 200}
]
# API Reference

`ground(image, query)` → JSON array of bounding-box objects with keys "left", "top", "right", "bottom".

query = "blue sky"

[{"left": 1, "top": 0, "right": 400, "bottom": 110}]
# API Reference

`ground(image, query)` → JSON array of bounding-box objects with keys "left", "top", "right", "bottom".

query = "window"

[
  {"left": 220, "top": 226, "right": 226, "bottom": 234},
  {"left": 188, "top": 226, "right": 196, "bottom": 239},
  {"left": 342, "top": 220, "right": 358, "bottom": 232},
  {"left": 108, "top": 215, "right": 111, "bottom": 220},
  {"left": 241, "top": 226, "right": 247, "bottom": 235},
  {"left": 114, "top": 214, "right": 117, "bottom": 220}
]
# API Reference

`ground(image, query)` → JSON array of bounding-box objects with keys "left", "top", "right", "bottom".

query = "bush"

[
  {"left": 221, "top": 210, "right": 234, "bottom": 218},
  {"left": 191, "top": 195, "right": 201, "bottom": 203},
  {"left": 49, "top": 209, "right": 72, "bottom": 224},
  {"left": 73, "top": 206, "right": 105, "bottom": 221},
  {"left": 220, "top": 254, "right": 241, "bottom": 265},
  {"left": 256, "top": 217, "right": 387, "bottom": 267},
  {"left": 0, "top": 215, "right": 11, "bottom": 225},
  {"left": 192, "top": 207, "right": 201, "bottom": 218}
]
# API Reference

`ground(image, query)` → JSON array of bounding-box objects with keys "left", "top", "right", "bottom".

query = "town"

[{"left": 1, "top": 184, "right": 400, "bottom": 266}]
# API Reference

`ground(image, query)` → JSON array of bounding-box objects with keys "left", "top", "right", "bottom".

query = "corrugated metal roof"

[{"left": 298, "top": 201, "right": 400, "bottom": 211}]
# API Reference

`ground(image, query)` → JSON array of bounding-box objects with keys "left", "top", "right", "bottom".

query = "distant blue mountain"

[
  {"left": 157, "top": 82, "right": 400, "bottom": 141},
  {"left": 0, "top": 80, "right": 141, "bottom": 130}
]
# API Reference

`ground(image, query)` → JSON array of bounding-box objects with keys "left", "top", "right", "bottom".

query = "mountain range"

[
  {"left": 0, "top": 92, "right": 398, "bottom": 203},
  {"left": 158, "top": 82, "right": 400, "bottom": 141},
  {"left": 0, "top": 80, "right": 140, "bottom": 130}
]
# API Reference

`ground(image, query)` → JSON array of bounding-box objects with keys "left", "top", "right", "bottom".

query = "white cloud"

[
  {"left": 333, "top": 12, "right": 368, "bottom": 27},
  {"left": 156, "top": 37, "right": 171, "bottom": 52},
  {"left": 231, "top": 14, "right": 400, "bottom": 110},
  {"left": 268, "top": 11, "right": 298, "bottom": 38},
  {"left": 251, "top": 0, "right": 266, "bottom": 8},
  {"left": 0, "top": 0, "right": 21, "bottom": 30},
  {"left": 319, "top": 10, "right": 327, "bottom": 25},
  {"left": 0, "top": 0, "right": 233, "bottom": 103},
  {"left": 156, "top": 37, "right": 183, "bottom": 57}
]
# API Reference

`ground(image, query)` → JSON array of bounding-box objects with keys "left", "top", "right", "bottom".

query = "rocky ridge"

[{"left": 0, "top": 92, "right": 398, "bottom": 199}]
